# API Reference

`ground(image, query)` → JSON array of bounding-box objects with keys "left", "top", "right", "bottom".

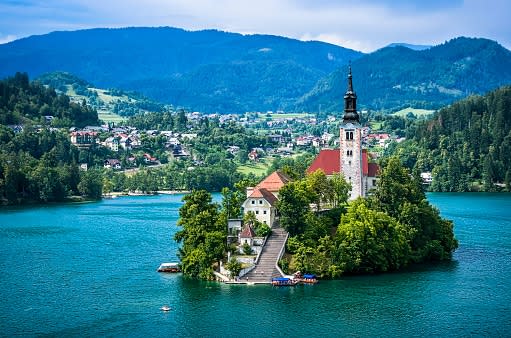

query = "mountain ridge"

[
  {"left": 0, "top": 27, "right": 361, "bottom": 113},
  {"left": 297, "top": 37, "right": 511, "bottom": 112},
  {"left": 1, "top": 28, "right": 510, "bottom": 113}
]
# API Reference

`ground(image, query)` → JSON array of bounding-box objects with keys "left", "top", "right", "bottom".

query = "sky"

[{"left": 0, "top": 0, "right": 509, "bottom": 52}]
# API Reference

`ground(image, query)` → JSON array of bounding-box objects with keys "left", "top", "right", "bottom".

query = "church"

[{"left": 307, "top": 67, "right": 379, "bottom": 200}]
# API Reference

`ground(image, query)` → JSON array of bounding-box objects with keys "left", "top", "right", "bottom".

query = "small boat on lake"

[
  {"left": 301, "top": 274, "right": 318, "bottom": 284},
  {"left": 157, "top": 262, "right": 180, "bottom": 273},
  {"left": 271, "top": 277, "right": 298, "bottom": 286},
  {"left": 293, "top": 271, "right": 318, "bottom": 284},
  {"left": 160, "top": 305, "right": 171, "bottom": 312}
]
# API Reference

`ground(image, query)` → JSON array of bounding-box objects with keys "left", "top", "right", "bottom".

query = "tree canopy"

[
  {"left": 174, "top": 190, "right": 226, "bottom": 279},
  {"left": 281, "top": 157, "right": 457, "bottom": 279},
  {"left": 391, "top": 85, "right": 511, "bottom": 192}
]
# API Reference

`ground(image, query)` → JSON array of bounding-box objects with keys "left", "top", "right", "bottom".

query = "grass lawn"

[
  {"left": 237, "top": 158, "right": 273, "bottom": 177},
  {"left": 392, "top": 107, "right": 435, "bottom": 118},
  {"left": 98, "top": 110, "right": 126, "bottom": 124},
  {"left": 370, "top": 121, "right": 384, "bottom": 130},
  {"left": 89, "top": 88, "right": 134, "bottom": 104}
]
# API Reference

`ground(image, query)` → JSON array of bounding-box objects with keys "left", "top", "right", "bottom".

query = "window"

[
  {"left": 349, "top": 161, "right": 352, "bottom": 165},
  {"left": 251, "top": 200, "right": 255, "bottom": 205},
  {"left": 373, "top": 179, "right": 377, "bottom": 186},
  {"left": 345, "top": 131, "right": 354, "bottom": 140},
  {"left": 263, "top": 210, "right": 267, "bottom": 214},
  {"left": 348, "top": 177, "right": 351, "bottom": 181},
  {"left": 259, "top": 200, "right": 263, "bottom": 204},
  {"left": 256, "top": 211, "right": 259, "bottom": 214}
]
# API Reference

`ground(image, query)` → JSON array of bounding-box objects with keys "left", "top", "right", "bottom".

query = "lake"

[{"left": 0, "top": 193, "right": 510, "bottom": 337}]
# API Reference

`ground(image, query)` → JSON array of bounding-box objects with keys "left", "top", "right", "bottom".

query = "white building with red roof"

[
  {"left": 307, "top": 67, "right": 379, "bottom": 199},
  {"left": 239, "top": 224, "right": 257, "bottom": 247},
  {"left": 242, "top": 171, "right": 291, "bottom": 226}
]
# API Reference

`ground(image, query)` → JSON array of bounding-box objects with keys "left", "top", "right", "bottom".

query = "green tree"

[
  {"left": 328, "top": 173, "right": 351, "bottom": 208},
  {"left": 277, "top": 180, "right": 311, "bottom": 236},
  {"left": 174, "top": 190, "right": 226, "bottom": 279},
  {"left": 337, "top": 198, "right": 411, "bottom": 273},
  {"left": 78, "top": 169, "right": 103, "bottom": 199},
  {"left": 225, "top": 259, "right": 242, "bottom": 278},
  {"left": 372, "top": 156, "right": 458, "bottom": 262}
]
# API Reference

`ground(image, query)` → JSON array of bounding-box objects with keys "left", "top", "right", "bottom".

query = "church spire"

[{"left": 343, "top": 64, "right": 359, "bottom": 124}]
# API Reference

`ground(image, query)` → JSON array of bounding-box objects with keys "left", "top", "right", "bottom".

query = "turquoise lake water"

[{"left": 0, "top": 193, "right": 510, "bottom": 337}]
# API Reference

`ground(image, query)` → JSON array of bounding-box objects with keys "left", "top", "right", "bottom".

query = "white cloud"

[
  {"left": 0, "top": 34, "right": 17, "bottom": 44},
  {"left": 0, "top": 0, "right": 508, "bottom": 52}
]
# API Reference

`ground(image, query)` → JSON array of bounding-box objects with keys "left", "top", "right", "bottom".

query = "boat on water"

[
  {"left": 160, "top": 305, "right": 171, "bottom": 312},
  {"left": 271, "top": 277, "right": 298, "bottom": 286},
  {"left": 301, "top": 274, "right": 318, "bottom": 284},
  {"left": 157, "top": 262, "right": 180, "bottom": 273},
  {"left": 293, "top": 271, "right": 318, "bottom": 284}
]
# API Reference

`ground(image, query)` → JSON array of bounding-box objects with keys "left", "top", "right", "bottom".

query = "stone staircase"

[{"left": 242, "top": 226, "right": 288, "bottom": 283}]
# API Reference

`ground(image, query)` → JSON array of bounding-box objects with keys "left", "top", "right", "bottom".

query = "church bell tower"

[{"left": 340, "top": 66, "right": 364, "bottom": 199}]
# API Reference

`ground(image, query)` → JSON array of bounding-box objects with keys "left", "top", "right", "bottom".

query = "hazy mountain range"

[{"left": 0, "top": 27, "right": 510, "bottom": 113}]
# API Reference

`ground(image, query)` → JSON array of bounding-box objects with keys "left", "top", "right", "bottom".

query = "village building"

[
  {"left": 104, "top": 136, "right": 120, "bottom": 152},
  {"left": 70, "top": 130, "right": 97, "bottom": 148},
  {"left": 242, "top": 171, "right": 291, "bottom": 226},
  {"left": 103, "top": 158, "right": 121, "bottom": 170},
  {"left": 307, "top": 67, "right": 379, "bottom": 199},
  {"left": 239, "top": 224, "right": 256, "bottom": 247}
]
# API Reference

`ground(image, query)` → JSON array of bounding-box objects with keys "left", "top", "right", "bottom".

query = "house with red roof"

[
  {"left": 70, "top": 131, "right": 97, "bottom": 148},
  {"left": 239, "top": 224, "right": 256, "bottom": 247},
  {"left": 242, "top": 171, "right": 291, "bottom": 227}
]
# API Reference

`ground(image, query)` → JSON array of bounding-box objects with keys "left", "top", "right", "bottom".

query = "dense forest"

[
  {"left": 391, "top": 86, "right": 511, "bottom": 192},
  {"left": 0, "top": 73, "right": 103, "bottom": 204},
  {"left": 0, "top": 123, "right": 103, "bottom": 204},
  {"left": 0, "top": 72, "right": 98, "bottom": 127}
]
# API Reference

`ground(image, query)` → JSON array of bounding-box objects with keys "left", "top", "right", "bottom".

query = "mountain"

[
  {"left": 0, "top": 27, "right": 362, "bottom": 113},
  {"left": 386, "top": 43, "right": 432, "bottom": 51},
  {"left": 297, "top": 37, "right": 511, "bottom": 112}
]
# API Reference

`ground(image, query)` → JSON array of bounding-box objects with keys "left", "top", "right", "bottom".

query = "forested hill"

[
  {"left": 393, "top": 85, "right": 511, "bottom": 192},
  {"left": 1, "top": 30, "right": 510, "bottom": 113},
  {"left": 0, "top": 72, "right": 98, "bottom": 127},
  {"left": 0, "top": 27, "right": 362, "bottom": 113},
  {"left": 297, "top": 37, "right": 511, "bottom": 112}
]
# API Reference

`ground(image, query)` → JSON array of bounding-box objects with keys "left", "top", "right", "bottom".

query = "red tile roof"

[
  {"left": 249, "top": 188, "right": 278, "bottom": 206},
  {"left": 255, "top": 171, "right": 291, "bottom": 192},
  {"left": 240, "top": 224, "right": 256, "bottom": 238},
  {"left": 307, "top": 148, "right": 380, "bottom": 177},
  {"left": 368, "top": 163, "right": 380, "bottom": 177},
  {"left": 306, "top": 149, "right": 340, "bottom": 175}
]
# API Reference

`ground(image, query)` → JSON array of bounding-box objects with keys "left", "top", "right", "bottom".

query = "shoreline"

[{"left": 102, "top": 190, "right": 190, "bottom": 198}]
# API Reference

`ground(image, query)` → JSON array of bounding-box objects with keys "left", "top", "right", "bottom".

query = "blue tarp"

[
  {"left": 273, "top": 278, "right": 290, "bottom": 282},
  {"left": 303, "top": 274, "right": 316, "bottom": 279}
]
